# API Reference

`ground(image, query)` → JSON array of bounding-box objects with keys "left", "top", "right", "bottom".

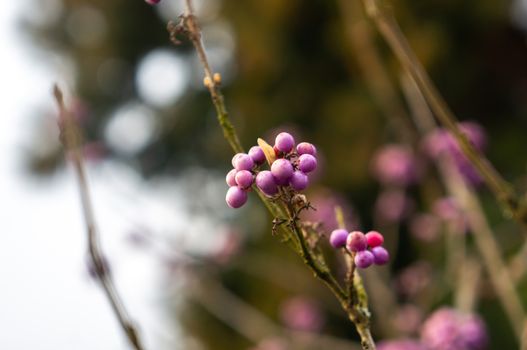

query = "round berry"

[
  {"left": 290, "top": 171, "right": 309, "bottom": 191},
  {"left": 355, "top": 250, "right": 374, "bottom": 269},
  {"left": 226, "top": 169, "right": 237, "bottom": 187},
  {"left": 226, "top": 186, "right": 248, "bottom": 208},
  {"left": 296, "top": 142, "right": 317, "bottom": 156},
  {"left": 145, "top": 0, "right": 161, "bottom": 4},
  {"left": 231, "top": 153, "right": 243, "bottom": 168},
  {"left": 233, "top": 153, "right": 254, "bottom": 171},
  {"left": 371, "top": 246, "right": 389, "bottom": 265},
  {"left": 275, "top": 132, "right": 295, "bottom": 153},
  {"left": 346, "top": 231, "right": 367, "bottom": 252},
  {"left": 235, "top": 170, "right": 253, "bottom": 189},
  {"left": 298, "top": 154, "right": 317, "bottom": 173},
  {"left": 249, "top": 146, "right": 266, "bottom": 165},
  {"left": 271, "top": 158, "right": 294, "bottom": 185},
  {"left": 256, "top": 170, "right": 279, "bottom": 196},
  {"left": 365, "top": 231, "right": 384, "bottom": 248},
  {"left": 329, "top": 229, "right": 349, "bottom": 248}
]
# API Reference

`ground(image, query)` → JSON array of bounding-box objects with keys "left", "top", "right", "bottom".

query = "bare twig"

[
  {"left": 172, "top": 0, "right": 243, "bottom": 154},
  {"left": 360, "top": 0, "right": 527, "bottom": 225},
  {"left": 53, "top": 85, "right": 145, "bottom": 350}
]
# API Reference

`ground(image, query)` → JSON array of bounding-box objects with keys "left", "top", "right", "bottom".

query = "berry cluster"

[
  {"left": 329, "top": 229, "right": 389, "bottom": 268},
  {"left": 225, "top": 132, "right": 318, "bottom": 208}
]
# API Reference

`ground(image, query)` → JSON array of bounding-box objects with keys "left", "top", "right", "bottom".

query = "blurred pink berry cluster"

[
  {"left": 378, "top": 307, "right": 488, "bottom": 350},
  {"left": 329, "top": 229, "right": 389, "bottom": 268},
  {"left": 225, "top": 132, "right": 317, "bottom": 208}
]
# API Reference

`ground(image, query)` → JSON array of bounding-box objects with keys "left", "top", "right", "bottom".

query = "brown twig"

[
  {"left": 170, "top": 0, "right": 243, "bottom": 154},
  {"left": 53, "top": 85, "right": 145, "bottom": 350}
]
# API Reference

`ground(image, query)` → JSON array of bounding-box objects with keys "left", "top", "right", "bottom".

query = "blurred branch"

[
  {"left": 401, "top": 74, "right": 526, "bottom": 340},
  {"left": 338, "top": 0, "right": 415, "bottom": 145},
  {"left": 53, "top": 85, "right": 145, "bottom": 350},
  {"left": 359, "top": 0, "right": 527, "bottom": 226},
  {"left": 188, "top": 274, "right": 362, "bottom": 350}
]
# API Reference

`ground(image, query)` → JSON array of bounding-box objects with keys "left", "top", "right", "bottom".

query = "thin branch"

[
  {"left": 360, "top": 0, "right": 527, "bottom": 225},
  {"left": 53, "top": 85, "right": 145, "bottom": 350},
  {"left": 175, "top": 0, "right": 243, "bottom": 154}
]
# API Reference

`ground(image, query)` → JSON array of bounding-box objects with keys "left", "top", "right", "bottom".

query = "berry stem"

[
  {"left": 53, "top": 86, "right": 145, "bottom": 350},
  {"left": 359, "top": 0, "right": 527, "bottom": 227}
]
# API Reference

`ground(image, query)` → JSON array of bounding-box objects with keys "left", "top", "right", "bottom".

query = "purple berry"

[
  {"left": 355, "top": 250, "right": 374, "bottom": 268},
  {"left": 298, "top": 154, "right": 317, "bottom": 173},
  {"left": 371, "top": 246, "right": 389, "bottom": 265},
  {"left": 271, "top": 158, "right": 294, "bottom": 185},
  {"left": 226, "top": 169, "right": 237, "bottom": 187},
  {"left": 290, "top": 171, "right": 309, "bottom": 191},
  {"left": 256, "top": 170, "right": 279, "bottom": 196},
  {"left": 235, "top": 170, "right": 254, "bottom": 189},
  {"left": 249, "top": 146, "right": 266, "bottom": 165},
  {"left": 296, "top": 142, "right": 317, "bottom": 156},
  {"left": 226, "top": 186, "right": 248, "bottom": 208},
  {"left": 275, "top": 132, "right": 295, "bottom": 153},
  {"left": 145, "top": 0, "right": 161, "bottom": 4},
  {"left": 421, "top": 308, "right": 488, "bottom": 350},
  {"left": 233, "top": 153, "right": 254, "bottom": 171},
  {"left": 346, "top": 231, "right": 367, "bottom": 252},
  {"left": 365, "top": 231, "right": 384, "bottom": 248},
  {"left": 329, "top": 229, "right": 349, "bottom": 248}
]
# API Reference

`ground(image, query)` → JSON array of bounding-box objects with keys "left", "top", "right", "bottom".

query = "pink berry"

[
  {"left": 231, "top": 153, "right": 244, "bottom": 167},
  {"left": 355, "top": 250, "right": 374, "bottom": 268},
  {"left": 226, "top": 186, "right": 248, "bottom": 208},
  {"left": 233, "top": 153, "right": 254, "bottom": 171},
  {"left": 329, "top": 229, "right": 349, "bottom": 248},
  {"left": 365, "top": 231, "right": 384, "bottom": 248},
  {"left": 256, "top": 170, "right": 279, "bottom": 196},
  {"left": 271, "top": 158, "right": 294, "bottom": 185},
  {"left": 226, "top": 169, "right": 237, "bottom": 187},
  {"left": 275, "top": 132, "right": 295, "bottom": 153},
  {"left": 249, "top": 146, "right": 266, "bottom": 165},
  {"left": 145, "top": 0, "right": 161, "bottom": 4},
  {"left": 296, "top": 142, "right": 317, "bottom": 156},
  {"left": 371, "top": 246, "right": 389, "bottom": 265},
  {"left": 289, "top": 171, "right": 308, "bottom": 191},
  {"left": 346, "top": 231, "right": 367, "bottom": 252},
  {"left": 235, "top": 170, "right": 254, "bottom": 189},
  {"left": 298, "top": 154, "right": 317, "bottom": 173}
]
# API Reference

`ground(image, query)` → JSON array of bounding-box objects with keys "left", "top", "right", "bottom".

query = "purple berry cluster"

[
  {"left": 225, "top": 132, "right": 318, "bottom": 208},
  {"left": 329, "top": 229, "right": 389, "bottom": 268},
  {"left": 421, "top": 308, "right": 488, "bottom": 350}
]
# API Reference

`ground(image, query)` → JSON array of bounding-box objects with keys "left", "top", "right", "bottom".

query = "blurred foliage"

[{"left": 24, "top": 0, "right": 527, "bottom": 348}]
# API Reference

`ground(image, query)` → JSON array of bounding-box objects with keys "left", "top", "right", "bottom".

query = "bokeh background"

[{"left": 3, "top": 0, "right": 527, "bottom": 349}]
